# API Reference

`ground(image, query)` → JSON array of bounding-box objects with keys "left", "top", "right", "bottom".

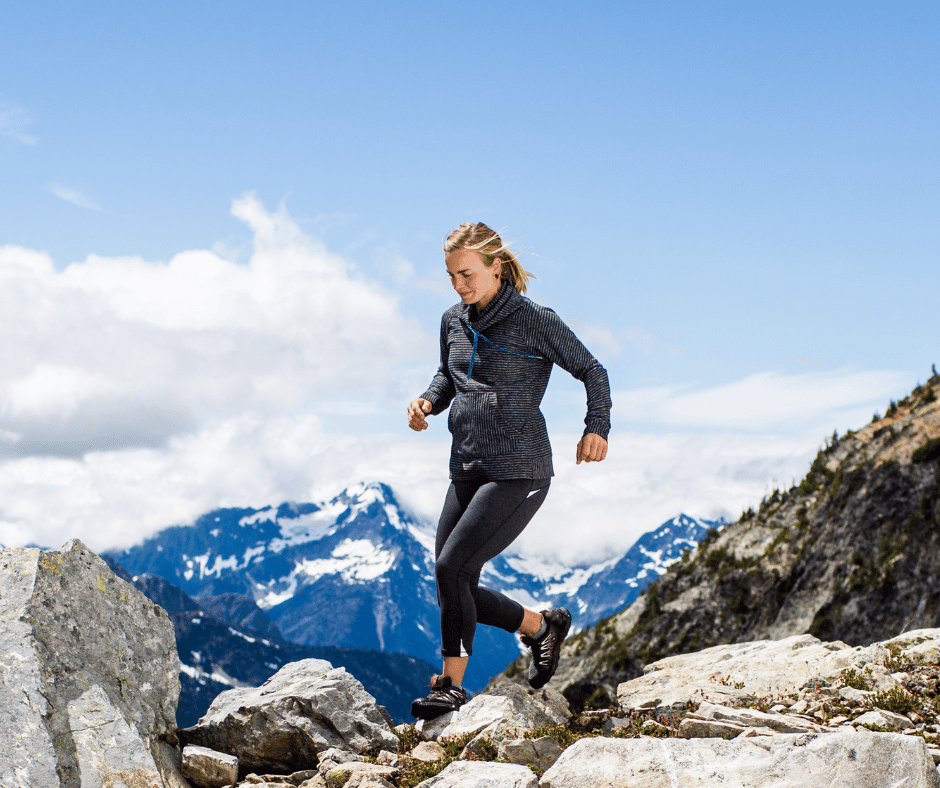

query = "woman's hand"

[
  {"left": 408, "top": 398, "right": 433, "bottom": 431},
  {"left": 576, "top": 433, "right": 608, "bottom": 464}
]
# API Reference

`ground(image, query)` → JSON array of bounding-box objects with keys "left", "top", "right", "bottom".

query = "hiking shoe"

[
  {"left": 521, "top": 608, "right": 571, "bottom": 689},
  {"left": 410, "top": 675, "right": 469, "bottom": 720}
]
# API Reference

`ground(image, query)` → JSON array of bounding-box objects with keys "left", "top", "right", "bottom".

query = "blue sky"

[{"left": 1, "top": 2, "right": 937, "bottom": 560}]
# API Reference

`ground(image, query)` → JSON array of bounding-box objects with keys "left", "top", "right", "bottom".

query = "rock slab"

[
  {"left": 183, "top": 744, "right": 238, "bottom": 787},
  {"left": 179, "top": 658, "right": 399, "bottom": 773},
  {"left": 540, "top": 729, "right": 940, "bottom": 788},
  {"left": 618, "top": 630, "right": 940, "bottom": 711},
  {"left": 0, "top": 540, "right": 183, "bottom": 788},
  {"left": 415, "top": 760, "right": 538, "bottom": 787},
  {"left": 416, "top": 684, "right": 569, "bottom": 742}
]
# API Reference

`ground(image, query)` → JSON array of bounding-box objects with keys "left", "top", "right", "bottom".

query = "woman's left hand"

[{"left": 576, "top": 433, "right": 608, "bottom": 464}]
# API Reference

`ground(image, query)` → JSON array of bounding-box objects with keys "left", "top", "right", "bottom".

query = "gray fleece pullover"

[{"left": 421, "top": 281, "right": 612, "bottom": 480}]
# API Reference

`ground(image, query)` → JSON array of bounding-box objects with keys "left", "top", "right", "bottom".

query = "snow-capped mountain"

[
  {"left": 108, "top": 482, "right": 722, "bottom": 690},
  {"left": 483, "top": 513, "right": 721, "bottom": 629}
]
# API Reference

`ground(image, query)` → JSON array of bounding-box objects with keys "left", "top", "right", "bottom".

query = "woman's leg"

[{"left": 434, "top": 477, "right": 551, "bottom": 669}]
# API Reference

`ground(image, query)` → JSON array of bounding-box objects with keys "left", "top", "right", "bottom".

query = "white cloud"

[
  {"left": 0, "top": 194, "right": 431, "bottom": 458},
  {"left": 611, "top": 369, "right": 907, "bottom": 434},
  {"left": 0, "top": 411, "right": 820, "bottom": 565},
  {"left": 0, "top": 100, "right": 37, "bottom": 145},
  {"left": 0, "top": 414, "right": 449, "bottom": 554},
  {"left": 48, "top": 184, "right": 105, "bottom": 212}
]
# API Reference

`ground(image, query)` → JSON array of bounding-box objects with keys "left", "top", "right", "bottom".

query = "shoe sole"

[
  {"left": 410, "top": 700, "right": 461, "bottom": 720},
  {"left": 528, "top": 608, "right": 571, "bottom": 689}
]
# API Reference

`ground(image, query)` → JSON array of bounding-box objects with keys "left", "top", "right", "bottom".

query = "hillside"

[{"left": 494, "top": 369, "right": 940, "bottom": 709}]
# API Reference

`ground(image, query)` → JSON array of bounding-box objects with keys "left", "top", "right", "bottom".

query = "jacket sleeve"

[
  {"left": 419, "top": 314, "right": 456, "bottom": 415},
  {"left": 531, "top": 307, "right": 612, "bottom": 440}
]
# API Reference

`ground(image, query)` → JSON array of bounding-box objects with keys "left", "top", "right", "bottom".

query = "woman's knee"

[{"left": 436, "top": 554, "right": 478, "bottom": 593}]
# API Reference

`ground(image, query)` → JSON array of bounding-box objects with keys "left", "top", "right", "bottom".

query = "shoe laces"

[
  {"left": 531, "top": 629, "right": 557, "bottom": 670},
  {"left": 427, "top": 676, "right": 465, "bottom": 703}
]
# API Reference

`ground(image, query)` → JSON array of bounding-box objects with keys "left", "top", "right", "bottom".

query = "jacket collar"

[{"left": 463, "top": 281, "right": 522, "bottom": 331}]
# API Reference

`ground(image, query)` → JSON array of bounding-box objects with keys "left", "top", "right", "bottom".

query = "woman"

[{"left": 407, "top": 222, "right": 611, "bottom": 720}]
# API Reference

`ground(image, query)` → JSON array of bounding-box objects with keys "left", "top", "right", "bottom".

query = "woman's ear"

[{"left": 493, "top": 257, "right": 503, "bottom": 279}]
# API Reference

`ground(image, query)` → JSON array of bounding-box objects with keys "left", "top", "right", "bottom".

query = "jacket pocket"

[{"left": 448, "top": 391, "right": 517, "bottom": 458}]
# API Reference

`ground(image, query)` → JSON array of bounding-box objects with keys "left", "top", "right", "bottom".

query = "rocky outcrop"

[
  {"left": 496, "top": 373, "right": 940, "bottom": 707},
  {"left": 208, "top": 628, "right": 940, "bottom": 786},
  {"left": 3, "top": 538, "right": 938, "bottom": 787},
  {"left": 179, "top": 659, "right": 400, "bottom": 774},
  {"left": 615, "top": 630, "right": 933, "bottom": 711},
  {"left": 0, "top": 540, "right": 185, "bottom": 788}
]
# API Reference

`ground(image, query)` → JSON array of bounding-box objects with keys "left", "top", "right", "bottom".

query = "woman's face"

[{"left": 445, "top": 248, "right": 502, "bottom": 309}]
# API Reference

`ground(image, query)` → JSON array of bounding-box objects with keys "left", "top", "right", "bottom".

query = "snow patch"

[
  {"left": 240, "top": 508, "right": 277, "bottom": 526},
  {"left": 296, "top": 538, "right": 396, "bottom": 583}
]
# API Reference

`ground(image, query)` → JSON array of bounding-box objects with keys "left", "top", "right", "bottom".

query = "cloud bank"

[{"left": 0, "top": 194, "right": 427, "bottom": 458}]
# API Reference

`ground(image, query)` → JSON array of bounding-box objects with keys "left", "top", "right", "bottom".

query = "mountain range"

[{"left": 107, "top": 482, "right": 722, "bottom": 692}]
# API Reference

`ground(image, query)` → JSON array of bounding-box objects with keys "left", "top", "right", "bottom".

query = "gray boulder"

[
  {"left": 415, "top": 684, "right": 569, "bottom": 742},
  {"left": 854, "top": 709, "right": 916, "bottom": 731},
  {"left": 687, "top": 701, "right": 823, "bottom": 734},
  {"left": 0, "top": 540, "right": 184, "bottom": 788},
  {"left": 540, "top": 729, "right": 940, "bottom": 788},
  {"left": 497, "top": 735, "right": 563, "bottom": 770},
  {"left": 182, "top": 744, "right": 238, "bottom": 787},
  {"left": 179, "top": 659, "right": 399, "bottom": 773}
]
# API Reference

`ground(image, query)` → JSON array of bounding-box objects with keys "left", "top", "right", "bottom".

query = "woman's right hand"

[{"left": 408, "top": 398, "right": 433, "bottom": 431}]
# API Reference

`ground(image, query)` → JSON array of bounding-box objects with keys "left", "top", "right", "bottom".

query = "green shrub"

[
  {"left": 525, "top": 723, "right": 583, "bottom": 748},
  {"left": 870, "top": 687, "right": 918, "bottom": 716},
  {"left": 912, "top": 437, "right": 940, "bottom": 464},
  {"left": 840, "top": 668, "right": 872, "bottom": 691}
]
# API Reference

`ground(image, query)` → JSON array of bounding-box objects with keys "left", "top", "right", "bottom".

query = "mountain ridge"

[{"left": 107, "top": 482, "right": 722, "bottom": 690}]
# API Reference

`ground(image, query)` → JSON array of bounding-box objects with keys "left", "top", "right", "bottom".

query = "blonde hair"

[{"left": 443, "top": 222, "right": 535, "bottom": 295}]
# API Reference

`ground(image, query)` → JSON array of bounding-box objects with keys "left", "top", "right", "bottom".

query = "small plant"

[
  {"left": 870, "top": 687, "right": 919, "bottom": 716},
  {"left": 882, "top": 643, "right": 908, "bottom": 673},
  {"left": 525, "top": 723, "right": 586, "bottom": 749},
  {"left": 439, "top": 732, "right": 477, "bottom": 759},
  {"left": 394, "top": 724, "right": 425, "bottom": 752},
  {"left": 840, "top": 668, "right": 872, "bottom": 691}
]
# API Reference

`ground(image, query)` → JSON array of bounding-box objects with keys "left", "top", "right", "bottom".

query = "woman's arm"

[
  {"left": 531, "top": 306, "right": 612, "bottom": 444},
  {"left": 410, "top": 315, "right": 456, "bottom": 430}
]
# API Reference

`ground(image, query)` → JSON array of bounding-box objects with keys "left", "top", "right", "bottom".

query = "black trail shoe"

[
  {"left": 410, "top": 675, "right": 469, "bottom": 720},
  {"left": 521, "top": 608, "right": 571, "bottom": 689}
]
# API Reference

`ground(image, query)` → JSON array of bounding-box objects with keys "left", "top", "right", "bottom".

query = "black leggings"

[{"left": 434, "top": 477, "right": 550, "bottom": 658}]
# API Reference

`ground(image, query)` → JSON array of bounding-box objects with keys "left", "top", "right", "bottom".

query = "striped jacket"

[{"left": 421, "top": 281, "right": 611, "bottom": 480}]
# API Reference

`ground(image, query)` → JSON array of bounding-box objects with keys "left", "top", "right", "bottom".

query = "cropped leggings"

[{"left": 434, "top": 477, "right": 550, "bottom": 658}]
